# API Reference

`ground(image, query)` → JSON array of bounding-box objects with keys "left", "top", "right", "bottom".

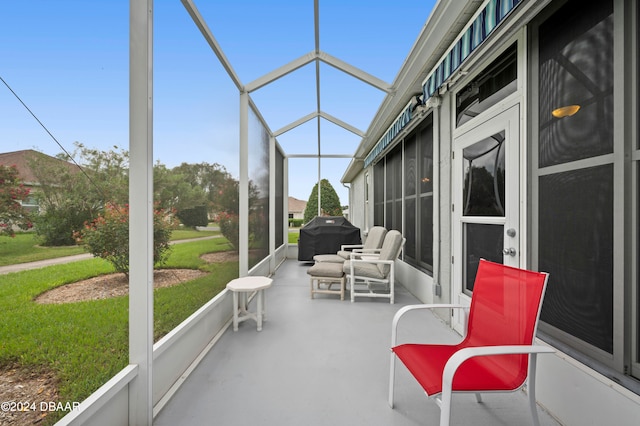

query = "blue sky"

[{"left": 1, "top": 0, "right": 436, "bottom": 203}]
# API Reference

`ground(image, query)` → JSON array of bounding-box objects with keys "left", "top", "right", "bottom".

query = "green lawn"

[
  {"left": 0, "top": 234, "right": 85, "bottom": 266},
  {"left": 0, "top": 228, "right": 220, "bottom": 267},
  {"left": 171, "top": 228, "right": 220, "bottom": 241},
  {"left": 0, "top": 236, "right": 236, "bottom": 425},
  {"left": 288, "top": 228, "right": 300, "bottom": 244}
]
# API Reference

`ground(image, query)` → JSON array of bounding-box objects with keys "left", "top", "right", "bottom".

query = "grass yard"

[
  {"left": 0, "top": 228, "right": 220, "bottom": 267},
  {"left": 0, "top": 236, "right": 236, "bottom": 425},
  {"left": 170, "top": 227, "right": 220, "bottom": 241},
  {"left": 288, "top": 228, "right": 300, "bottom": 244},
  {"left": 0, "top": 234, "right": 85, "bottom": 267}
]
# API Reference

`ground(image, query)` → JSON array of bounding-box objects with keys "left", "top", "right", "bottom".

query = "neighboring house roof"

[
  {"left": 288, "top": 196, "right": 306, "bottom": 214},
  {"left": 0, "top": 149, "right": 77, "bottom": 185}
]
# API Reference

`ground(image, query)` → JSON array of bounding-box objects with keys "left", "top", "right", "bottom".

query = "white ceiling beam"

[
  {"left": 245, "top": 52, "right": 317, "bottom": 93},
  {"left": 181, "top": 0, "right": 244, "bottom": 91},
  {"left": 273, "top": 110, "right": 365, "bottom": 139},
  {"left": 318, "top": 51, "right": 393, "bottom": 93},
  {"left": 319, "top": 111, "right": 365, "bottom": 137},
  {"left": 287, "top": 154, "right": 353, "bottom": 158},
  {"left": 273, "top": 112, "right": 317, "bottom": 137}
]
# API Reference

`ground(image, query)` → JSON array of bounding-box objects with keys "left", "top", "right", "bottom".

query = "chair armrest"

[
  {"left": 391, "top": 304, "right": 466, "bottom": 347},
  {"left": 340, "top": 244, "right": 364, "bottom": 251},
  {"left": 351, "top": 258, "right": 394, "bottom": 265},
  {"left": 442, "top": 345, "right": 556, "bottom": 391},
  {"left": 352, "top": 248, "right": 382, "bottom": 253},
  {"left": 350, "top": 249, "right": 381, "bottom": 261}
]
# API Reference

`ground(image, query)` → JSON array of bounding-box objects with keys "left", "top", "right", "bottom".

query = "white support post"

[
  {"left": 269, "top": 136, "right": 276, "bottom": 273},
  {"left": 317, "top": 155, "right": 321, "bottom": 217},
  {"left": 284, "top": 157, "right": 289, "bottom": 246},
  {"left": 239, "top": 91, "right": 249, "bottom": 276},
  {"left": 129, "top": 0, "right": 153, "bottom": 424}
]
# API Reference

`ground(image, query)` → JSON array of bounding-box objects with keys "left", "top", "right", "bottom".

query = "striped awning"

[
  {"left": 422, "top": 0, "right": 521, "bottom": 99},
  {"left": 364, "top": 0, "right": 522, "bottom": 168}
]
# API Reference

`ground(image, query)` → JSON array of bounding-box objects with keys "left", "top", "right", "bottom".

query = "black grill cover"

[{"left": 298, "top": 216, "right": 361, "bottom": 261}]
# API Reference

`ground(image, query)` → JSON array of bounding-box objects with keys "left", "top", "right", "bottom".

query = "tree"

[
  {"left": 213, "top": 174, "right": 265, "bottom": 250},
  {"left": 172, "top": 162, "right": 232, "bottom": 214},
  {"left": 303, "top": 179, "right": 342, "bottom": 224},
  {"left": 154, "top": 163, "right": 207, "bottom": 213},
  {"left": 29, "top": 143, "right": 129, "bottom": 245},
  {"left": 0, "top": 165, "right": 32, "bottom": 237}
]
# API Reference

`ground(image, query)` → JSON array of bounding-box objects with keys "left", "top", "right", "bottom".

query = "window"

[
  {"left": 371, "top": 114, "right": 434, "bottom": 273},
  {"left": 373, "top": 161, "right": 384, "bottom": 226},
  {"left": 405, "top": 134, "right": 417, "bottom": 262},
  {"left": 418, "top": 120, "right": 434, "bottom": 272},
  {"left": 456, "top": 43, "right": 517, "bottom": 127},
  {"left": 385, "top": 145, "right": 402, "bottom": 232},
  {"left": 530, "top": 0, "right": 637, "bottom": 388},
  {"left": 275, "top": 148, "right": 284, "bottom": 248}
]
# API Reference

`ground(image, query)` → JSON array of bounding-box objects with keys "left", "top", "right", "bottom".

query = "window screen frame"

[{"left": 529, "top": 0, "right": 630, "bottom": 387}]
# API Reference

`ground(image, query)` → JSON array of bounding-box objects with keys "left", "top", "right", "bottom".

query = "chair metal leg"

[
  {"left": 528, "top": 354, "right": 541, "bottom": 426},
  {"left": 350, "top": 277, "right": 355, "bottom": 303},
  {"left": 439, "top": 387, "right": 453, "bottom": 426},
  {"left": 388, "top": 351, "right": 396, "bottom": 407},
  {"left": 389, "top": 267, "right": 395, "bottom": 304}
]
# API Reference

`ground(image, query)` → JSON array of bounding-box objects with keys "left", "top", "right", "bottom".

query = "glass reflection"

[
  {"left": 248, "top": 109, "right": 270, "bottom": 269},
  {"left": 464, "top": 223, "right": 504, "bottom": 292},
  {"left": 462, "top": 131, "right": 505, "bottom": 216}
]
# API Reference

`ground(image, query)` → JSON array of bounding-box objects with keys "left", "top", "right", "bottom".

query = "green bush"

[
  {"left": 217, "top": 211, "right": 239, "bottom": 250},
  {"left": 34, "top": 205, "right": 91, "bottom": 246},
  {"left": 0, "top": 164, "right": 33, "bottom": 237},
  {"left": 75, "top": 203, "right": 177, "bottom": 275},
  {"left": 289, "top": 218, "right": 304, "bottom": 227},
  {"left": 177, "top": 205, "right": 209, "bottom": 228}
]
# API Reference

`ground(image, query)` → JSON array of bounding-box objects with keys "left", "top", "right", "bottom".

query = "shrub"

[
  {"left": 218, "top": 211, "right": 239, "bottom": 250},
  {"left": 289, "top": 218, "right": 304, "bottom": 228},
  {"left": 34, "top": 205, "right": 92, "bottom": 246},
  {"left": 75, "top": 203, "right": 177, "bottom": 275},
  {"left": 176, "top": 205, "right": 209, "bottom": 228},
  {"left": 0, "top": 164, "right": 33, "bottom": 237}
]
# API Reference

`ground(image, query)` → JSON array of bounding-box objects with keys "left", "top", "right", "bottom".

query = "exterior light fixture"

[
  {"left": 552, "top": 104, "right": 581, "bottom": 118},
  {"left": 411, "top": 94, "right": 425, "bottom": 113}
]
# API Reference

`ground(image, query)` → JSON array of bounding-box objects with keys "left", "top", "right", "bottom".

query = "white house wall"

[{"left": 347, "top": 171, "right": 366, "bottom": 231}]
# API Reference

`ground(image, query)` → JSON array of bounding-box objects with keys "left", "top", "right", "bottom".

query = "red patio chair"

[{"left": 389, "top": 259, "right": 554, "bottom": 426}]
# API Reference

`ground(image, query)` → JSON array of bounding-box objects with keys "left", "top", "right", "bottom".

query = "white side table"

[{"left": 226, "top": 276, "right": 273, "bottom": 331}]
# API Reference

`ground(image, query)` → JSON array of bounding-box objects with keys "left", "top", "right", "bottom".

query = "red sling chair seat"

[{"left": 389, "top": 259, "right": 554, "bottom": 426}]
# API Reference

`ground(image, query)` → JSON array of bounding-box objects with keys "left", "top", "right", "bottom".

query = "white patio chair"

[
  {"left": 313, "top": 226, "right": 387, "bottom": 264},
  {"left": 343, "top": 229, "right": 404, "bottom": 304}
]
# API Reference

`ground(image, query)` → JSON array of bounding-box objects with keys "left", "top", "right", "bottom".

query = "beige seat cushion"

[
  {"left": 343, "top": 259, "right": 385, "bottom": 280},
  {"left": 307, "top": 262, "right": 344, "bottom": 278},
  {"left": 375, "top": 230, "right": 403, "bottom": 276},
  {"left": 313, "top": 254, "right": 346, "bottom": 263}
]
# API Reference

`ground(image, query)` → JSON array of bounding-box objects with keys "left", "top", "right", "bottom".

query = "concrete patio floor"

[{"left": 154, "top": 259, "right": 562, "bottom": 426}]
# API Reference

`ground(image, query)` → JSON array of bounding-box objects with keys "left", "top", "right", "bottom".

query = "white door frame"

[{"left": 451, "top": 104, "right": 521, "bottom": 333}]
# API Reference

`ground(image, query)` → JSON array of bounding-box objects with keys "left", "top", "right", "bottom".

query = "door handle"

[{"left": 503, "top": 247, "right": 516, "bottom": 256}]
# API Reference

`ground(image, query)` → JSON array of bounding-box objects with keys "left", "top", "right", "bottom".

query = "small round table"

[{"left": 226, "top": 276, "right": 273, "bottom": 331}]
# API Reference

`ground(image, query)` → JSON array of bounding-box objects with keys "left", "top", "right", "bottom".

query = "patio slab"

[{"left": 154, "top": 259, "right": 562, "bottom": 426}]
